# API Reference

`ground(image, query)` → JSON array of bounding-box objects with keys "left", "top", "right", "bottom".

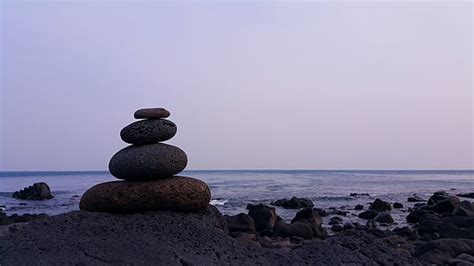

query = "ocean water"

[{"left": 1, "top": 170, "right": 473, "bottom": 228}]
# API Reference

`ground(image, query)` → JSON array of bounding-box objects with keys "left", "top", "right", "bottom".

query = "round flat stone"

[
  {"left": 120, "top": 119, "right": 177, "bottom": 145},
  {"left": 109, "top": 143, "right": 187, "bottom": 180},
  {"left": 79, "top": 176, "right": 211, "bottom": 213},
  {"left": 134, "top": 108, "right": 170, "bottom": 119}
]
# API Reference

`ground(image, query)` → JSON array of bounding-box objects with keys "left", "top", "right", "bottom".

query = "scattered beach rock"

[
  {"left": 329, "top": 219, "right": 341, "bottom": 225},
  {"left": 271, "top": 196, "right": 314, "bottom": 209},
  {"left": 369, "top": 199, "right": 392, "bottom": 212},
  {"left": 354, "top": 204, "right": 364, "bottom": 210},
  {"left": 247, "top": 204, "right": 278, "bottom": 232},
  {"left": 291, "top": 208, "right": 322, "bottom": 226},
  {"left": 349, "top": 193, "right": 369, "bottom": 197},
  {"left": 374, "top": 213, "right": 394, "bottom": 224},
  {"left": 12, "top": 182, "right": 53, "bottom": 200},
  {"left": 453, "top": 201, "right": 474, "bottom": 217},
  {"left": 358, "top": 210, "right": 378, "bottom": 220},
  {"left": 273, "top": 221, "right": 313, "bottom": 239},
  {"left": 427, "top": 191, "right": 451, "bottom": 205},
  {"left": 406, "top": 192, "right": 474, "bottom": 241},
  {"left": 427, "top": 192, "right": 461, "bottom": 214},
  {"left": 406, "top": 206, "right": 431, "bottom": 223},
  {"left": 291, "top": 208, "right": 327, "bottom": 238},
  {"left": 225, "top": 213, "right": 256, "bottom": 233},
  {"left": 407, "top": 194, "right": 425, "bottom": 202},
  {"left": 343, "top": 222, "right": 354, "bottom": 230},
  {"left": 457, "top": 193, "right": 474, "bottom": 199},
  {"left": 120, "top": 119, "right": 177, "bottom": 145},
  {"left": 108, "top": 143, "right": 188, "bottom": 180},
  {"left": 133, "top": 107, "right": 170, "bottom": 119},
  {"left": 79, "top": 176, "right": 210, "bottom": 213},
  {"left": 393, "top": 202, "right": 404, "bottom": 209}
]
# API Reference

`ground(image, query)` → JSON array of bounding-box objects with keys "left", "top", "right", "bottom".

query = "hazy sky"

[{"left": 0, "top": 1, "right": 472, "bottom": 171}]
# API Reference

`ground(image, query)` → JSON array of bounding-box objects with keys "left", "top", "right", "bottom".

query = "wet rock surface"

[
  {"left": 457, "top": 192, "right": 474, "bottom": 199},
  {"left": 271, "top": 196, "right": 314, "bottom": 209},
  {"left": 406, "top": 191, "right": 474, "bottom": 242},
  {"left": 369, "top": 198, "right": 392, "bottom": 212}
]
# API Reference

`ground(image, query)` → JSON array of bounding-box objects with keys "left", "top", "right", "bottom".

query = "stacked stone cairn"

[{"left": 80, "top": 107, "right": 211, "bottom": 213}]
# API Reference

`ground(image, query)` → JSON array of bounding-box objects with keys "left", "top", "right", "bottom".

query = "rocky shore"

[
  {"left": 0, "top": 206, "right": 420, "bottom": 265},
  {"left": 1, "top": 190, "right": 473, "bottom": 265}
]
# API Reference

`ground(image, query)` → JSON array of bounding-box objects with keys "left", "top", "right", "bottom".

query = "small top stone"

[{"left": 134, "top": 107, "right": 170, "bottom": 119}]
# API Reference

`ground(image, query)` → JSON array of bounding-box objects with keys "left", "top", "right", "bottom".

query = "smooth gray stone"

[
  {"left": 120, "top": 119, "right": 177, "bottom": 145},
  {"left": 134, "top": 107, "right": 170, "bottom": 119},
  {"left": 80, "top": 176, "right": 210, "bottom": 213},
  {"left": 109, "top": 143, "right": 187, "bottom": 180}
]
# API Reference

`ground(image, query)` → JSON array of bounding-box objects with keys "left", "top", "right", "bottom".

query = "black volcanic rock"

[
  {"left": 225, "top": 213, "right": 256, "bottom": 233},
  {"left": 133, "top": 107, "right": 170, "bottom": 119},
  {"left": 453, "top": 201, "right": 474, "bottom": 217},
  {"left": 457, "top": 192, "right": 474, "bottom": 199},
  {"left": 358, "top": 210, "right": 378, "bottom": 220},
  {"left": 291, "top": 208, "right": 327, "bottom": 239},
  {"left": 374, "top": 213, "right": 394, "bottom": 224},
  {"left": 12, "top": 182, "right": 53, "bottom": 200},
  {"left": 407, "top": 195, "right": 425, "bottom": 202},
  {"left": 109, "top": 143, "right": 187, "bottom": 180},
  {"left": 0, "top": 209, "right": 422, "bottom": 265},
  {"left": 246, "top": 204, "right": 278, "bottom": 232},
  {"left": 271, "top": 196, "right": 314, "bottom": 209},
  {"left": 273, "top": 221, "right": 313, "bottom": 239},
  {"left": 120, "top": 119, "right": 177, "bottom": 145},
  {"left": 369, "top": 199, "right": 392, "bottom": 212},
  {"left": 79, "top": 176, "right": 210, "bottom": 213},
  {"left": 393, "top": 202, "right": 404, "bottom": 209},
  {"left": 427, "top": 192, "right": 461, "bottom": 214},
  {"left": 350, "top": 193, "right": 370, "bottom": 197}
]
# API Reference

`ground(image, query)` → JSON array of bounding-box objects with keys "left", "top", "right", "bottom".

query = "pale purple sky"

[{"left": 0, "top": 1, "right": 472, "bottom": 171}]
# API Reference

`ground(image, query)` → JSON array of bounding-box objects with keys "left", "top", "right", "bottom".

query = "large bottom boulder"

[{"left": 79, "top": 176, "right": 210, "bottom": 213}]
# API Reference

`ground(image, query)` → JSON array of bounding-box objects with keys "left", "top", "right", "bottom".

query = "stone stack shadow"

[{"left": 80, "top": 107, "right": 211, "bottom": 213}]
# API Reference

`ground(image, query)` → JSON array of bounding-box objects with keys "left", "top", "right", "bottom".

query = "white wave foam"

[{"left": 210, "top": 199, "right": 228, "bottom": 206}]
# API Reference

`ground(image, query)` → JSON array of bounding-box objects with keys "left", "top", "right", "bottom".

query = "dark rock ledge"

[{"left": 0, "top": 205, "right": 423, "bottom": 265}]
